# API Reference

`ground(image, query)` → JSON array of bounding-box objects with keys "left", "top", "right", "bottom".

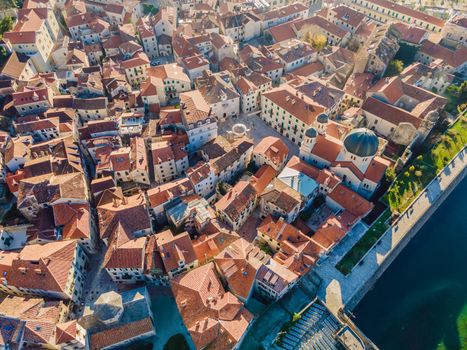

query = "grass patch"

[
  {"left": 386, "top": 116, "right": 467, "bottom": 214},
  {"left": 336, "top": 115, "right": 466, "bottom": 275},
  {"left": 336, "top": 209, "right": 391, "bottom": 275}
]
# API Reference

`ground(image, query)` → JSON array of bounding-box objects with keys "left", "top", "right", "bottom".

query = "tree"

[
  {"left": 0, "top": 16, "right": 13, "bottom": 38},
  {"left": 384, "top": 59, "right": 404, "bottom": 77},
  {"left": 0, "top": 47, "right": 7, "bottom": 59},
  {"left": 142, "top": 4, "right": 158, "bottom": 15},
  {"left": 445, "top": 81, "right": 467, "bottom": 110},
  {"left": 385, "top": 167, "right": 396, "bottom": 182},
  {"left": 394, "top": 42, "right": 419, "bottom": 66},
  {"left": 264, "top": 32, "right": 273, "bottom": 44},
  {"left": 302, "top": 31, "right": 327, "bottom": 51},
  {"left": 0, "top": 116, "right": 9, "bottom": 131}
]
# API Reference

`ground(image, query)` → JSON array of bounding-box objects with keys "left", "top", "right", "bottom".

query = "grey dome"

[
  {"left": 343, "top": 128, "right": 378, "bottom": 157},
  {"left": 317, "top": 113, "right": 328, "bottom": 123},
  {"left": 94, "top": 291, "right": 123, "bottom": 323},
  {"left": 305, "top": 127, "right": 317, "bottom": 138}
]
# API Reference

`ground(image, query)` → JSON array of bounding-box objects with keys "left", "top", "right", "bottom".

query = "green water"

[{"left": 354, "top": 178, "right": 467, "bottom": 350}]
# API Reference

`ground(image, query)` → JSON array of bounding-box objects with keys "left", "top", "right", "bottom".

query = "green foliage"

[
  {"left": 0, "top": 16, "right": 12, "bottom": 38},
  {"left": 394, "top": 42, "right": 419, "bottom": 66},
  {"left": 386, "top": 116, "right": 466, "bottom": 213},
  {"left": 142, "top": 4, "right": 158, "bottom": 15},
  {"left": 0, "top": 115, "right": 9, "bottom": 131},
  {"left": 302, "top": 31, "right": 327, "bottom": 51},
  {"left": 217, "top": 182, "right": 231, "bottom": 196},
  {"left": 275, "top": 312, "right": 302, "bottom": 345},
  {"left": 257, "top": 240, "right": 275, "bottom": 256},
  {"left": 337, "top": 115, "right": 467, "bottom": 275},
  {"left": 336, "top": 209, "right": 392, "bottom": 275},
  {"left": 0, "top": 0, "right": 20, "bottom": 10},
  {"left": 444, "top": 81, "right": 467, "bottom": 113},
  {"left": 384, "top": 59, "right": 404, "bottom": 77},
  {"left": 385, "top": 167, "right": 396, "bottom": 182},
  {"left": 264, "top": 32, "right": 273, "bottom": 44},
  {"left": 292, "top": 312, "right": 301, "bottom": 322}
]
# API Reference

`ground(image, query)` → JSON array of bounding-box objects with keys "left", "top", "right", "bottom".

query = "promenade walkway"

[{"left": 314, "top": 146, "right": 467, "bottom": 313}]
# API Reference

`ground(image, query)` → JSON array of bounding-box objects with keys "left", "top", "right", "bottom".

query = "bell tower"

[{"left": 300, "top": 127, "right": 317, "bottom": 162}]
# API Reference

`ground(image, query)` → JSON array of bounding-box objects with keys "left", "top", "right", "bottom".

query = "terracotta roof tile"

[
  {"left": 90, "top": 317, "right": 154, "bottom": 350},
  {"left": 328, "top": 183, "right": 373, "bottom": 217}
]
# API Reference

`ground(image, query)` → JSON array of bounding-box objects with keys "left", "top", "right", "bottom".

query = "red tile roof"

[
  {"left": 0, "top": 240, "right": 79, "bottom": 295},
  {"left": 147, "top": 178, "right": 194, "bottom": 208},
  {"left": 155, "top": 230, "right": 197, "bottom": 273},
  {"left": 328, "top": 183, "right": 373, "bottom": 217},
  {"left": 262, "top": 85, "right": 326, "bottom": 125},
  {"left": 253, "top": 136, "right": 288, "bottom": 168},
  {"left": 215, "top": 181, "right": 257, "bottom": 223},
  {"left": 171, "top": 262, "right": 253, "bottom": 350},
  {"left": 90, "top": 317, "right": 154, "bottom": 350}
]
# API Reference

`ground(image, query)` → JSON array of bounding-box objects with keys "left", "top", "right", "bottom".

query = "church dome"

[
  {"left": 305, "top": 127, "right": 317, "bottom": 138},
  {"left": 316, "top": 113, "right": 328, "bottom": 124},
  {"left": 343, "top": 128, "right": 378, "bottom": 157}
]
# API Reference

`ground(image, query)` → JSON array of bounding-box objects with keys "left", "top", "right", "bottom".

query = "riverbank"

[
  {"left": 354, "top": 177, "right": 467, "bottom": 350},
  {"left": 239, "top": 146, "right": 466, "bottom": 349},
  {"left": 338, "top": 116, "right": 467, "bottom": 275},
  {"left": 346, "top": 145, "right": 467, "bottom": 310},
  {"left": 314, "top": 145, "right": 467, "bottom": 314}
]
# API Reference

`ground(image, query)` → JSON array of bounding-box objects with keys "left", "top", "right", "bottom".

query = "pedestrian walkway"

[{"left": 314, "top": 147, "right": 467, "bottom": 313}]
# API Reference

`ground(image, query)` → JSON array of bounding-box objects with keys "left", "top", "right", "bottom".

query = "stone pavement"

[
  {"left": 314, "top": 147, "right": 467, "bottom": 314},
  {"left": 218, "top": 113, "right": 300, "bottom": 156}
]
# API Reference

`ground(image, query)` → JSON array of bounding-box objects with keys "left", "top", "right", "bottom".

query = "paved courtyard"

[
  {"left": 305, "top": 205, "right": 334, "bottom": 232},
  {"left": 218, "top": 113, "right": 300, "bottom": 157}
]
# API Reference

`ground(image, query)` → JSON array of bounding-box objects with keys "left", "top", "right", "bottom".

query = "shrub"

[
  {"left": 385, "top": 167, "right": 396, "bottom": 182},
  {"left": 384, "top": 59, "right": 404, "bottom": 77}
]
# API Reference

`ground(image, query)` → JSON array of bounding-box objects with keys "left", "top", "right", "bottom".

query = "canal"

[{"left": 354, "top": 177, "right": 467, "bottom": 350}]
